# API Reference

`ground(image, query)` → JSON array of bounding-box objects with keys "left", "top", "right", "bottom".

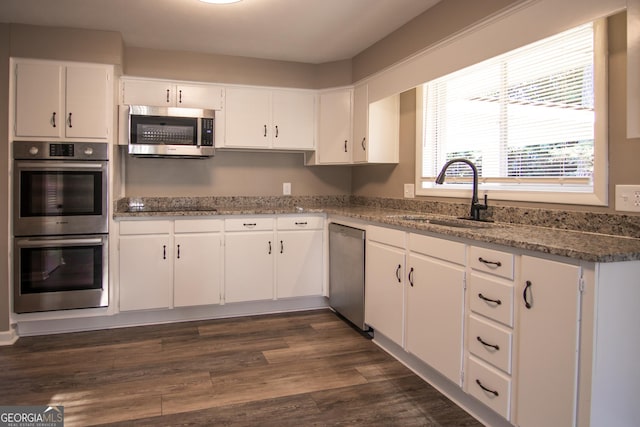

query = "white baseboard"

[{"left": 0, "top": 326, "right": 18, "bottom": 346}]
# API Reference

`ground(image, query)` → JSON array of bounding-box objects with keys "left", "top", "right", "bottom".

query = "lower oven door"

[{"left": 13, "top": 235, "right": 108, "bottom": 313}]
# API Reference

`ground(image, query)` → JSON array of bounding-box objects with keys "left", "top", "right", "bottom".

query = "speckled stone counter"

[{"left": 114, "top": 196, "right": 640, "bottom": 263}]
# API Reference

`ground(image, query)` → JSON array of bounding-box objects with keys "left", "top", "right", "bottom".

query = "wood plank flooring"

[{"left": 0, "top": 309, "right": 482, "bottom": 426}]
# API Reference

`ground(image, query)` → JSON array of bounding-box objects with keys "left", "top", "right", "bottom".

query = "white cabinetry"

[
  {"left": 173, "top": 220, "right": 222, "bottom": 307},
  {"left": 464, "top": 246, "right": 515, "bottom": 421},
  {"left": 119, "top": 220, "right": 174, "bottom": 311},
  {"left": 224, "top": 217, "right": 275, "bottom": 303},
  {"left": 118, "top": 219, "right": 222, "bottom": 311},
  {"left": 515, "top": 255, "right": 581, "bottom": 427},
  {"left": 352, "top": 84, "right": 399, "bottom": 164},
  {"left": 406, "top": 233, "right": 466, "bottom": 386},
  {"left": 121, "top": 78, "right": 224, "bottom": 110},
  {"left": 223, "top": 87, "right": 315, "bottom": 150},
  {"left": 365, "top": 225, "right": 406, "bottom": 346},
  {"left": 312, "top": 88, "right": 353, "bottom": 164},
  {"left": 13, "top": 60, "right": 112, "bottom": 140},
  {"left": 275, "top": 216, "right": 324, "bottom": 298}
]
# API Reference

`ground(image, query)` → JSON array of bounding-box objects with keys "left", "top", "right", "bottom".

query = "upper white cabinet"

[
  {"left": 352, "top": 84, "right": 400, "bottom": 164},
  {"left": 222, "top": 87, "right": 316, "bottom": 150},
  {"left": 121, "top": 78, "right": 224, "bottom": 110},
  {"left": 312, "top": 88, "right": 353, "bottom": 164},
  {"left": 13, "top": 60, "right": 113, "bottom": 141}
]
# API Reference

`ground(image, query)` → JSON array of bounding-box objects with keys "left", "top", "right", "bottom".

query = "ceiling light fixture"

[{"left": 199, "top": 0, "right": 242, "bottom": 4}]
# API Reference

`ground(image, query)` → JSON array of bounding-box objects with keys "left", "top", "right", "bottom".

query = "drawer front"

[
  {"left": 277, "top": 215, "right": 324, "bottom": 230},
  {"left": 174, "top": 219, "right": 223, "bottom": 233},
  {"left": 225, "top": 217, "right": 274, "bottom": 232},
  {"left": 469, "top": 273, "right": 514, "bottom": 327},
  {"left": 469, "top": 246, "right": 514, "bottom": 280},
  {"left": 368, "top": 225, "right": 406, "bottom": 249},
  {"left": 466, "top": 356, "right": 512, "bottom": 420},
  {"left": 468, "top": 314, "right": 512, "bottom": 374},
  {"left": 409, "top": 233, "right": 465, "bottom": 265},
  {"left": 119, "top": 220, "right": 172, "bottom": 235}
]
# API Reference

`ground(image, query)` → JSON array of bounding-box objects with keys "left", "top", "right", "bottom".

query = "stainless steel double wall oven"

[{"left": 13, "top": 141, "right": 109, "bottom": 313}]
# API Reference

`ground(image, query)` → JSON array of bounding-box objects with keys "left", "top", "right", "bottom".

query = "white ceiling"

[{"left": 0, "top": 0, "right": 441, "bottom": 64}]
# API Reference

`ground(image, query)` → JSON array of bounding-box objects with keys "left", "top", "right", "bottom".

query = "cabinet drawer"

[
  {"left": 225, "top": 217, "right": 274, "bottom": 232},
  {"left": 469, "top": 246, "right": 514, "bottom": 280},
  {"left": 409, "top": 233, "right": 465, "bottom": 265},
  {"left": 277, "top": 215, "right": 323, "bottom": 230},
  {"left": 469, "top": 273, "right": 514, "bottom": 327},
  {"left": 368, "top": 225, "right": 405, "bottom": 249},
  {"left": 468, "top": 314, "right": 512, "bottom": 374},
  {"left": 119, "top": 220, "right": 172, "bottom": 235},
  {"left": 174, "top": 219, "right": 223, "bottom": 233},
  {"left": 466, "top": 356, "right": 512, "bottom": 420}
]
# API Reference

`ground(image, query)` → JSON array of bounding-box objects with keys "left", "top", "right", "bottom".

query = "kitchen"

[{"left": 2, "top": 0, "right": 640, "bottom": 426}]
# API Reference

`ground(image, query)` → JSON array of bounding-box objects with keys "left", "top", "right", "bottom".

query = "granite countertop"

[{"left": 114, "top": 197, "right": 640, "bottom": 263}]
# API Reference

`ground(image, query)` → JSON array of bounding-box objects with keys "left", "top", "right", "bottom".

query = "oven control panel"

[{"left": 13, "top": 141, "right": 108, "bottom": 161}]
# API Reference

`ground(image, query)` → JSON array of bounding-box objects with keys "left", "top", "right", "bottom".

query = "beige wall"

[
  {"left": 1, "top": 24, "right": 10, "bottom": 333},
  {"left": 352, "top": 0, "right": 522, "bottom": 82},
  {"left": 124, "top": 151, "right": 351, "bottom": 197},
  {"left": 353, "top": 11, "right": 640, "bottom": 215}
]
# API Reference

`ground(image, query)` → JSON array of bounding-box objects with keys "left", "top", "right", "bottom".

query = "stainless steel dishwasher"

[{"left": 329, "top": 223, "right": 366, "bottom": 331}]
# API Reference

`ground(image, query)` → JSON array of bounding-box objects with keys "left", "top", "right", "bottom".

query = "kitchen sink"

[{"left": 388, "top": 215, "right": 497, "bottom": 229}]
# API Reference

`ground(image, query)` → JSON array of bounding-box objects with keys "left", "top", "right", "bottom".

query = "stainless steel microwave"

[{"left": 125, "top": 105, "right": 215, "bottom": 158}]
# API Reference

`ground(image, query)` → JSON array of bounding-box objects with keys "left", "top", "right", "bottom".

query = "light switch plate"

[
  {"left": 615, "top": 185, "right": 640, "bottom": 212},
  {"left": 283, "top": 182, "right": 292, "bottom": 196},
  {"left": 404, "top": 183, "right": 415, "bottom": 198}
]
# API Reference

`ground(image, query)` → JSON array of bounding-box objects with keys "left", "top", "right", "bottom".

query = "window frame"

[{"left": 415, "top": 19, "right": 608, "bottom": 206}]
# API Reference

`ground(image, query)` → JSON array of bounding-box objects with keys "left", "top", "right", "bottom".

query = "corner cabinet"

[
  {"left": 13, "top": 59, "right": 113, "bottom": 141},
  {"left": 222, "top": 87, "right": 316, "bottom": 150},
  {"left": 310, "top": 88, "right": 353, "bottom": 164}
]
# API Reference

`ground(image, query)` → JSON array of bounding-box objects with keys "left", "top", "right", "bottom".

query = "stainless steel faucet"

[{"left": 435, "top": 158, "right": 488, "bottom": 220}]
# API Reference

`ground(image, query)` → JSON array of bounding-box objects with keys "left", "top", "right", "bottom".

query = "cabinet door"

[
  {"left": 365, "top": 240, "right": 404, "bottom": 346},
  {"left": 122, "top": 79, "right": 174, "bottom": 106},
  {"left": 271, "top": 90, "right": 315, "bottom": 150},
  {"left": 225, "top": 87, "right": 272, "bottom": 148},
  {"left": 352, "top": 83, "right": 368, "bottom": 163},
  {"left": 174, "top": 233, "right": 221, "bottom": 307},
  {"left": 65, "top": 65, "right": 110, "bottom": 139},
  {"left": 15, "top": 62, "right": 62, "bottom": 138},
  {"left": 367, "top": 94, "right": 400, "bottom": 164},
  {"left": 176, "top": 84, "right": 224, "bottom": 110},
  {"left": 317, "top": 89, "right": 352, "bottom": 163},
  {"left": 406, "top": 253, "right": 465, "bottom": 385},
  {"left": 119, "top": 235, "right": 173, "bottom": 311},
  {"left": 516, "top": 256, "right": 581, "bottom": 427},
  {"left": 276, "top": 229, "right": 323, "bottom": 298},
  {"left": 224, "top": 231, "right": 274, "bottom": 302}
]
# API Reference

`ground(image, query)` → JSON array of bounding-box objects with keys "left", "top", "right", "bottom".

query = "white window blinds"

[{"left": 421, "top": 22, "right": 596, "bottom": 193}]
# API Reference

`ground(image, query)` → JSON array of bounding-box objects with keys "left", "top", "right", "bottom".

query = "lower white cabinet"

[
  {"left": 276, "top": 216, "right": 323, "bottom": 298},
  {"left": 406, "top": 233, "right": 466, "bottom": 386},
  {"left": 173, "top": 220, "right": 222, "bottom": 307},
  {"left": 118, "top": 219, "right": 222, "bottom": 311},
  {"left": 119, "top": 220, "right": 174, "bottom": 311},
  {"left": 515, "top": 255, "right": 581, "bottom": 427},
  {"left": 224, "top": 217, "right": 275, "bottom": 303},
  {"left": 365, "top": 226, "right": 406, "bottom": 346}
]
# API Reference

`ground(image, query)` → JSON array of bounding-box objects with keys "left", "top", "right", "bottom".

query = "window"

[{"left": 417, "top": 21, "right": 607, "bottom": 205}]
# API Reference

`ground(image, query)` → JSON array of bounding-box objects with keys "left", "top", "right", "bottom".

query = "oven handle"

[
  {"left": 16, "top": 237, "right": 104, "bottom": 247},
  {"left": 16, "top": 162, "right": 105, "bottom": 169}
]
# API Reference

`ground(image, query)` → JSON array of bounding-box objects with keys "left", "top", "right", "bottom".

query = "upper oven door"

[{"left": 13, "top": 159, "right": 109, "bottom": 236}]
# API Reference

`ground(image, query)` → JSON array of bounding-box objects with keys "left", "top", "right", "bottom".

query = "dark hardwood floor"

[{"left": 0, "top": 309, "right": 482, "bottom": 426}]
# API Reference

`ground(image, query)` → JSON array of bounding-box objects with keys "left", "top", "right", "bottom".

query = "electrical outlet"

[
  {"left": 404, "top": 183, "right": 415, "bottom": 198},
  {"left": 283, "top": 182, "right": 292, "bottom": 196},
  {"left": 615, "top": 185, "right": 640, "bottom": 212}
]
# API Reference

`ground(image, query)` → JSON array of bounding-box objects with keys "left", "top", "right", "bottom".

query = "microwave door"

[{"left": 131, "top": 115, "right": 197, "bottom": 146}]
